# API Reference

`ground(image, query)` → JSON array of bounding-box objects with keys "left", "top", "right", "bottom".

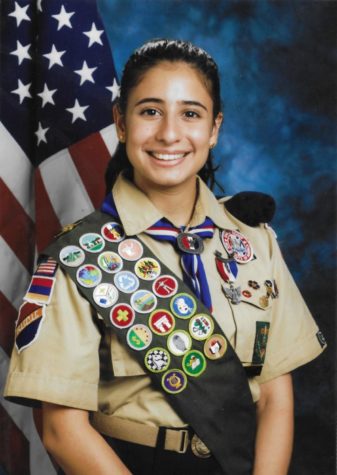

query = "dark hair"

[{"left": 105, "top": 39, "right": 223, "bottom": 193}]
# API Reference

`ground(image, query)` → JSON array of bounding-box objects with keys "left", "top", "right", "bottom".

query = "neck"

[{"left": 134, "top": 177, "right": 198, "bottom": 227}]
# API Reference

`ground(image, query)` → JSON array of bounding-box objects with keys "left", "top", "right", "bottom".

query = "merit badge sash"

[{"left": 44, "top": 210, "right": 256, "bottom": 475}]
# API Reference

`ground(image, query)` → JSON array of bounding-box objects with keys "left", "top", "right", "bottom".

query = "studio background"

[{"left": 98, "top": 1, "right": 336, "bottom": 474}]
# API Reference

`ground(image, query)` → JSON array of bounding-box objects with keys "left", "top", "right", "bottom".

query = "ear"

[
  {"left": 113, "top": 104, "right": 126, "bottom": 138},
  {"left": 210, "top": 112, "right": 223, "bottom": 147}
]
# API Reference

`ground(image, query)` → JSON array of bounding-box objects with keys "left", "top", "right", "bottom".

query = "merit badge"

[
  {"left": 167, "top": 330, "right": 192, "bottom": 356},
  {"left": 135, "top": 257, "right": 161, "bottom": 281},
  {"left": 189, "top": 314, "right": 214, "bottom": 341},
  {"left": 76, "top": 264, "right": 102, "bottom": 288},
  {"left": 114, "top": 271, "right": 139, "bottom": 293},
  {"left": 35, "top": 257, "right": 58, "bottom": 276},
  {"left": 127, "top": 324, "right": 152, "bottom": 351},
  {"left": 204, "top": 334, "right": 227, "bottom": 360},
  {"left": 177, "top": 232, "right": 204, "bottom": 255},
  {"left": 170, "top": 293, "right": 196, "bottom": 319},
  {"left": 24, "top": 275, "right": 55, "bottom": 305},
  {"left": 118, "top": 238, "right": 143, "bottom": 261},
  {"left": 110, "top": 303, "right": 135, "bottom": 328},
  {"left": 220, "top": 230, "right": 253, "bottom": 263},
  {"left": 97, "top": 251, "right": 123, "bottom": 274},
  {"left": 101, "top": 222, "right": 125, "bottom": 242},
  {"left": 145, "top": 347, "right": 171, "bottom": 373},
  {"left": 15, "top": 302, "right": 45, "bottom": 353},
  {"left": 183, "top": 350, "right": 207, "bottom": 377},
  {"left": 59, "top": 245, "right": 85, "bottom": 267},
  {"left": 149, "top": 309, "right": 175, "bottom": 336},
  {"left": 162, "top": 369, "right": 187, "bottom": 394},
  {"left": 93, "top": 283, "right": 119, "bottom": 308},
  {"left": 130, "top": 289, "right": 157, "bottom": 314},
  {"left": 79, "top": 233, "right": 105, "bottom": 253},
  {"left": 152, "top": 275, "right": 178, "bottom": 298}
]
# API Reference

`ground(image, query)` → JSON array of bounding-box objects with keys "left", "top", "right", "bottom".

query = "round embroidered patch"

[
  {"left": 127, "top": 324, "right": 152, "bottom": 351},
  {"left": 149, "top": 309, "right": 175, "bottom": 336},
  {"left": 220, "top": 230, "right": 253, "bottom": 263},
  {"left": 114, "top": 271, "right": 139, "bottom": 293},
  {"left": 93, "top": 283, "right": 119, "bottom": 308},
  {"left": 97, "top": 251, "right": 123, "bottom": 274},
  {"left": 189, "top": 314, "right": 214, "bottom": 341},
  {"left": 110, "top": 303, "right": 135, "bottom": 328},
  {"left": 162, "top": 369, "right": 187, "bottom": 394},
  {"left": 204, "top": 334, "right": 227, "bottom": 360},
  {"left": 167, "top": 330, "right": 192, "bottom": 356},
  {"left": 76, "top": 264, "right": 102, "bottom": 288},
  {"left": 134, "top": 257, "right": 161, "bottom": 281},
  {"left": 183, "top": 350, "right": 207, "bottom": 377},
  {"left": 59, "top": 245, "right": 85, "bottom": 267},
  {"left": 101, "top": 222, "right": 125, "bottom": 242},
  {"left": 152, "top": 275, "right": 178, "bottom": 298},
  {"left": 79, "top": 233, "right": 105, "bottom": 253},
  {"left": 145, "top": 347, "right": 171, "bottom": 373},
  {"left": 130, "top": 290, "right": 157, "bottom": 314},
  {"left": 118, "top": 238, "right": 143, "bottom": 261},
  {"left": 170, "top": 293, "right": 196, "bottom": 319}
]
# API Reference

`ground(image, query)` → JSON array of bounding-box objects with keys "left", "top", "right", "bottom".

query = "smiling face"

[{"left": 114, "top": 61, "right": 222, "bottom": 194}]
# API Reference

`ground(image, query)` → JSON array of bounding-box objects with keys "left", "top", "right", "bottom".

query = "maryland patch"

[{"left": 15, "top": 302, "right": 46, "bottom": 353}]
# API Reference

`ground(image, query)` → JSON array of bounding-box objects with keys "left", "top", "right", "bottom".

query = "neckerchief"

[{"left": 101, "top": 193, "right": 215, "bottom": 311}]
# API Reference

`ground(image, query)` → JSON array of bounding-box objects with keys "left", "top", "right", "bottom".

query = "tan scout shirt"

[{"left": 4, "top": 174, "right": 325, "bottom": 429}]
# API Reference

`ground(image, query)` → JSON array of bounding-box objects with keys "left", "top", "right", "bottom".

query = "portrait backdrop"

[{"left": 99, "top": 1, "right": 336, "bottom": 474}]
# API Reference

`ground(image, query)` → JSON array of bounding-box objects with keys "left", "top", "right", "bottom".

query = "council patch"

[{"left": 15, "top": 302, "right": 45, "bottom": 353}]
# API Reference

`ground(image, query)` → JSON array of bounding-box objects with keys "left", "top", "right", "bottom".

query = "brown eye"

[
  {"left": 184, "top": 110, "right": 200, "bottom": 119},
  {"left": 141, "top": 108, "right": 159, "bottom": 116}
]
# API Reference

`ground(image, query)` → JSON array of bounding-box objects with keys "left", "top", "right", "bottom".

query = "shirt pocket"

[{"left": 110, "top": 332, "right": 146, "bottom": 377}]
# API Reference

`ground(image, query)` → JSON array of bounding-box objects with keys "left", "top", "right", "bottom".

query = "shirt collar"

[{"left": 112, "top": 174, "right": 236, "bottom": 236}]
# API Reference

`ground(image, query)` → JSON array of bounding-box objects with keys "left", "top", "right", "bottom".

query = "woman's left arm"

[{"left": 253, "top": 373, "right": 294, "bottom": 475}]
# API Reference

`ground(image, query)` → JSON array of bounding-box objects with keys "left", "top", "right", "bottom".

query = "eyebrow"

[{"left": 134, "top": 97, "right": 208, "bottom": 111}]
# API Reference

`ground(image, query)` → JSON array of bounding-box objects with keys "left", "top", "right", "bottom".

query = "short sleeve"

[
  {"left": 4, "top": 268, "right": 101, "bottom": 410},
  {"left": 257, "top": 229, "right": 326, "bottom": 383}
]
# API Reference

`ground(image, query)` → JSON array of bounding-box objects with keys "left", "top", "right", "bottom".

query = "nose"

[{"left": 155, "top": 114, "right": 181, "bottom": 144}]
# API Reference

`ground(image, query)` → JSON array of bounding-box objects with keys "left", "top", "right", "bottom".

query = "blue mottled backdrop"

[{"left": 99, "top": 1, "right": 336, "bottom": 473}]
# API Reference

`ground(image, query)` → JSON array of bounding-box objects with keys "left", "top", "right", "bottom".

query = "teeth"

[{"left": 151, "top": 153, "right": 185, "bottom": 161}]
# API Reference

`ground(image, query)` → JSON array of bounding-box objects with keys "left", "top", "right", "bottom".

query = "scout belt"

[{"left": 44, "top": 209, "right": 256, "bottom": 475}]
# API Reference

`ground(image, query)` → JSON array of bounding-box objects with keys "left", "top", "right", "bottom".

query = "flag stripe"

[
  {"left": 39, "top": 149, "right": 94, "bottom": 226},
  {"left": 0, "top": 179, "right": 35, "bottom": 272},
  {"left": 0, "top": 294, "right": 16, "bottom": 356},
  {"left": 0, "top": 123, "right": 34, "bottom": 220},
  {"left": 0, "top": 237, "right": 31, "bottom": 311},
  {"left": 35, "top": 169, "right": 62, "bottom": 253},
  {"left": 69, "top": 132, "right": 112, "bottom": 209},
  {"left": 99, "top": 123, "right": 118, "bottom": 157}
]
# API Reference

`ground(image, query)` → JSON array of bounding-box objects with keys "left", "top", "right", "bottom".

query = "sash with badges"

[{"left": 43, "top": 209, "right": 256, "bottom": 475}]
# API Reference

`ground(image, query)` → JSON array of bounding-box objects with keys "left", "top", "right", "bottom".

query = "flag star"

[
  {"left": 11, "top": 79, "right": 32, "bottom": 104},
  {"left": 37, "top": 0, "right": 43, "bottom": 12},
  {"left": 83, "top": 22, "right": 104, "bottom": 47},
  {"left": 106, "top": 78, "right": 120, "bottom": 101},
  {"left": 35, "top": 122, "right": 49, "bottom": 145},
  {"left": 66, "top": 99, "right": 89, "bottom": 123},
  {"left": 74, "top": 61, "right": 97, "bottom": 85},
  {"left": 37, "top": 83, "right": 57, "bottom": 107},
  {"left": 8, "top": 2, "right": 30, "bottom": 27},
  {"left": 10, "top": 40, "right": 31, "bottom": 65},
  {"left": 43, "top": 44, "right": 66, "bottom": 69},
  {"left": 52, "top": 5, "right": 75, "bottom": 31}
]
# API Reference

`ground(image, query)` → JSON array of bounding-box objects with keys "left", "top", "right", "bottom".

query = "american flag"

[{"left": 0, "top": 0, "right": 119, "bottom": 473}]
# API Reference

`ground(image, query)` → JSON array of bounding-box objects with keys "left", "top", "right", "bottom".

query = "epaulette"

[{"left": 224, "top": 191, "right": 276, "bottom": 227}]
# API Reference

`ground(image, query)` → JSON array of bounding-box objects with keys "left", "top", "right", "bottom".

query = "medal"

[
  {"left": 222, "top": 283, "right": 241, "bottom": 304},
  {"left": 177, "top": 232, "right": 204, "bottom": 255},
  {"left": 215, "top": 251, "right": 238, "bottom": 283}
]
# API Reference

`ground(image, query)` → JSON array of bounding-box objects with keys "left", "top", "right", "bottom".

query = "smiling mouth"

[{"left": 149, "top": 152, "right": 189, "bottom": 161}]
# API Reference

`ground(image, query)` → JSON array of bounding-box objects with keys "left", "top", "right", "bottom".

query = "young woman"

[{"left": 4, "top": 39, "right": 325, "bottom": 475}]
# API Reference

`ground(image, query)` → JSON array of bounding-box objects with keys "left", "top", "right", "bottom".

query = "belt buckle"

[
  {"left": 191, "top": 434, "right": 211, "bottom": 458},
  {"left": 177, "top": 429, "right": 189, "bottom": 454}
]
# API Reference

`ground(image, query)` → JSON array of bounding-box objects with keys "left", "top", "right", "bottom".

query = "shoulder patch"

[{"left": 15, "top": 302, "right": 46, "bottom": 353}]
